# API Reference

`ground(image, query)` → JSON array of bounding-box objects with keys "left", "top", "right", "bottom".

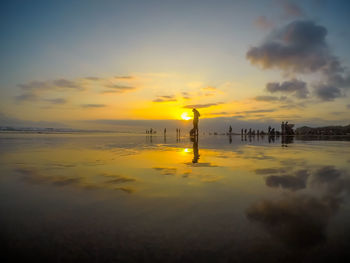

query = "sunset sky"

[{"left": 1, "top": 0, "right": 349, "bottom": 131}]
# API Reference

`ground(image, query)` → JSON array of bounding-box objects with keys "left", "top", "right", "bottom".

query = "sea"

[{"left": 1, "top": 132, "right": 350, "bottom": 262}]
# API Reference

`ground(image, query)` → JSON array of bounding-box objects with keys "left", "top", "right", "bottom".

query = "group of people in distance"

[
  {"left": 146, "top": 128, "right": 156, "bottom": 134},
  {"left": 241, "top": 128, "right": 266, "bottom": 136},
  {"left": 240, "top": 122, "right": 295, "bottom": 137},
  {"left": 281, "top": 121, "right": 294, "bottom": 135}
]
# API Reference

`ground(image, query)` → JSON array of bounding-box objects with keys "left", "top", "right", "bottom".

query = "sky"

[{"left": 1, "top": 0, "right": 350, "bottom": 131}]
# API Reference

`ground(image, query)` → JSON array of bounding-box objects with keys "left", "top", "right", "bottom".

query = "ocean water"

[{"left": 1, "top": 133, "right": 350, "bottom": 262}]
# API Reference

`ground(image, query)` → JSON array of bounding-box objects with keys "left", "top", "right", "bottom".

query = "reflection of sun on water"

[
  {"left": 181, "top": 112, "right": 191, "bottom": 120},
  {"left": 183, "top": 148, "right": 190, "bottom": 153}
]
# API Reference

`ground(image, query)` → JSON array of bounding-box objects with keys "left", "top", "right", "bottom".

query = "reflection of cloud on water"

[
  {"left": 311, "top": 166, "right": 350, "bottom": 195},
  {"left": 17, "top": 167, "right": 83, "bottom": 186},
  {"left": 152, "top": 166, "right": 223, "bottom": 182},
  {"left": 255, "top": 168, "right": 287, "bottom": 175},
  {"left": 184, "top": 162, "right": 219, "bottom": 167},
  {"left": 280, "top": 158, "right": 307, "bottom": 167},
  {"left": 15, "top": 167, "right": 135, "bottom": 193},
  {"left": 238, "top": 151, "right": 275, "bottom": 161},
  {"left": 100, "top": 172, "right": 136, "bottom": 184},
  {"left": 265, "top": 170, "right": 310, "bottom": 191},
  {"left": 246, "top": 194, "right": 336, "bottom": 248},
  {"left": 256, "top": 165, "right": 350, "bottom": 193},
  {"left": 48, "top": 163, "right": 77, "bottom": 168},
  {"left": 153, "top": 167, "right": 177, "bottom": 175},
  {"left": 199, "top": 175, "right": 223, "bottom": 183},
  {"left": 247, "top": 165, "right": 350, "bottom": 249}
]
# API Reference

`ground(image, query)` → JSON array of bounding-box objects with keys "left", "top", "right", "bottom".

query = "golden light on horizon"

[{"left": 181, "top": 112, "right": 192, "bottom": 120}]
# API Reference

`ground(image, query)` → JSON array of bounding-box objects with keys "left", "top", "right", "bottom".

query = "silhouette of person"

[
  {"left": 229, "top": 125, "right": 232, "bottom": 134},
  {"left": 192, "top": 108, "right": 200, "bottom": 136},
  {"left": 164, "top": 128, "right": 166, "bottom": 136},
  {"left": 150, "top": 128, "right": 153, "bottom": 135},
  {"left": 281, "top": 121, "right": 285, "bottom": 135}
]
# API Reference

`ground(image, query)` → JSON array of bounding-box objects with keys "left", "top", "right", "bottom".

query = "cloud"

[
  {"left": 17, "top": 80, "right": 50, "bottom": 90},
  {"left": 15, "top": 92, "right": 38, "bottom": 102},
  {"left": 235, "top": 109, "right": 275, "bottom": 114},
  {"left": 266, "top": 79, "right": 309, "bottom": 98},
  {"left": 15, "top": 78, "right": 84, "bottom": 102},
  {"left": 44, "top": 98, "right": 67, "bottom": 104},
  {"left": 247, "top": 19, "right": 349, "bottom": 101},
  {"left": 183, "top": 102, "right": 223, "bottom": 109},
  {"left": 206, "top": 112, "right": 231, "bottom": 116},
  {"left": 182, "top": 92, "right": 191, "bottom": 100},
  {"left": 313, "top": 83, "right": 342, "bottom": 101},
  {"left": 254, "top": 16, "right": 274, "bottom": 30},
  {"left": 103, "top": 84, "right": 136, "bottom": 93},
  {"left": 153, "top": 95, "right": 177, "bottom": 103},
  {"left": 52, "top": 79, "right": 82, "bottom": 89},
  {"left": 247, "top": 20, "right": 334, "bottom": 74},
  {"left": 81, "top": 104, "right": 106, "bottom": 108},
  {"left": 85, "top": 76, "right": 100, "bottom": 80},
  {"left": 201, "top": 86, "right": 217, "bottom": 91},
  {"left": 254, "top": 95, "right": 288, "bottom": 102},
  {"left": 280, "top": 0, "right": 304, "bottom": 18},
  {"left": 114, "top": 75, "right": 134, "bottom": 80}
]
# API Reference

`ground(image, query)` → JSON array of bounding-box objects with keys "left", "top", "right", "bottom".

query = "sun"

[{"left": 181, "top": 112, "right": 192, "bottom": 120}]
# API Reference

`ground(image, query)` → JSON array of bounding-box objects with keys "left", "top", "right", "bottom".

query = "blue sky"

[{"left": 1, "top": 0, "right": 349, "bottom": 130}]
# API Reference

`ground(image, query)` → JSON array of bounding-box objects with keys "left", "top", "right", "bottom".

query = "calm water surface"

[{"left": 1, "top": 133, "right": 350, "bottom": 262}]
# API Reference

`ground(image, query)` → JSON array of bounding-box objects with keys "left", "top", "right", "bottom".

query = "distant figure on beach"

[
  {"left": 281, "top": 122, "right": 285, "bottom": 135},
  {"left": 164, "top": 128, "right": 166, "bottom": 136},
  {"left": 190, "top": 108, "right": 200, "bottom": 137},
  {"left": 150, "top": 128, "right": 153, "bottom": 134},
  {"left": 229, "top": 125, "right": 232, "bottom": 134}
]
